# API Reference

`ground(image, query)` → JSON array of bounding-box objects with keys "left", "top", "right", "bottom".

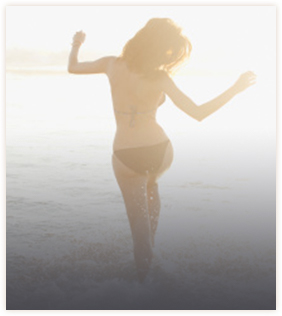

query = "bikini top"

[
  {"left": 114, "top": 106, "right": 156, "bottom": 127},
  {"left": 114, "top": 93, "right": 166, "bottom": 127}
]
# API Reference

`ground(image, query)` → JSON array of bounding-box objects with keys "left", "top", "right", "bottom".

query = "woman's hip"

[{"left": 112, "top": 139, "right": 174, "bottom": 178}]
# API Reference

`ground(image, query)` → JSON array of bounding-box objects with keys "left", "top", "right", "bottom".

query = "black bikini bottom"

[{"left": 114, "top": 140, "right": 170, "bottom": 175}]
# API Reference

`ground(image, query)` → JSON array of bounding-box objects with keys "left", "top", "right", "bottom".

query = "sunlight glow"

[
  {"left": 6, "top": 6, "right": 276, "bottom": 138},
  {"left": 6, "top": 6, "right": 275, "bottom": 75}
]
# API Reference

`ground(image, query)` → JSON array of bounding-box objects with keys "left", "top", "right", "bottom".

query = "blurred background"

[{"left": 6, "top": 6, "right": 276, "bottom": 310}]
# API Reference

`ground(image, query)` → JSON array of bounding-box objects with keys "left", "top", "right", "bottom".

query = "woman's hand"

[
  {"left": 72, "top": 31, "right": 86, "bottom": 47},
  {"left": 233, "top": 71, "right": 257, "bottom": 94}
]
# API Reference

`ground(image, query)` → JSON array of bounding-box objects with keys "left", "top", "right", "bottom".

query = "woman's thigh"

[{"left": 112, "top": 153, "right": 148, "bottom": 205}]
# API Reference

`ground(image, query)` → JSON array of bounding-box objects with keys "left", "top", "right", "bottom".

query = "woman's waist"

[{"left": 113, "top": 125, "right": 170, "bottom": 151}]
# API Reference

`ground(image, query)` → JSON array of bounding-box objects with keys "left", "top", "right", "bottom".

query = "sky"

[
  {"left": 5, "top": 6, "right": 276, "bottom": 138},
  {"left": 6, "top": 6, "right": 276, "bottom": 76}
]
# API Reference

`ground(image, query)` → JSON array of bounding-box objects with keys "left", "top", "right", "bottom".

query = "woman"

[{"left": 68, "top": 18, "right": 256, "bottom": 282}]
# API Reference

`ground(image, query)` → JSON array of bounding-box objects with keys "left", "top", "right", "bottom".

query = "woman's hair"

[{"left": 120, "top": 18, "right": 192, "bottom": 78}]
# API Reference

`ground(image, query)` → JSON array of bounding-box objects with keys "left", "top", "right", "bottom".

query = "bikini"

[{"left": 113, "top": 105, "right": 170, "bottom": 175}]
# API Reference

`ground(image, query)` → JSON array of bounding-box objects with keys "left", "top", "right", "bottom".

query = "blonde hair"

[{"left": 120, "top": 18, "right": 192, "bottom": 79}]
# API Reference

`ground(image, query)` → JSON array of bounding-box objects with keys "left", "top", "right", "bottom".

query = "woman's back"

[
  {"left": 108, "top": 58, "right": 164, "bottom": 112},
  {"left": 108, "top": 58, "right": 169, "bottom": 150}
]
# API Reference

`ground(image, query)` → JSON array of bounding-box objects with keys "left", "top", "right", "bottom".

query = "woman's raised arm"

[
  {"left": 160, "top": 71, "right": 256, "bottom": 122},
  {"left": 68, "top": 31, "right": 115, "bottom": 74}
]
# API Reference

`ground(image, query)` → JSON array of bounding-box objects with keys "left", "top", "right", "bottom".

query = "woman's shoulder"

[
  {"left": 99, "top": 56, "right": 123, "bottom": 77},
  {"left": 153, "top": 70, "right": 173, "bottom": 90},
  {"left": 107, "top": 56, "right": 129, "bottom": 72},
  {"left": 104, "top": 55, "right": 119, "bottom": 67}
]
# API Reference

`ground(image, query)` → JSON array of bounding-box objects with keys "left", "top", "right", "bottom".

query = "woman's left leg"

[{"left": 112, "top": 154, "right": 153, "bottom": 282}]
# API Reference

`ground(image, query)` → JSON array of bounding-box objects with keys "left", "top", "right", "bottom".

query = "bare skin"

[{"left": 68, "top": 31, "right": 256, "bottom": 282}]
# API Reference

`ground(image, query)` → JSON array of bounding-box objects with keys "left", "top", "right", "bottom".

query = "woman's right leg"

[
  {"left": 147, "top": 180, "right": 160, "bottom": 247},
  {"left": 147, "top": 141, "right": 174, "bottom": 247},
  {"left": 112, "top": 154, "right": 153, "bottom": 282}
]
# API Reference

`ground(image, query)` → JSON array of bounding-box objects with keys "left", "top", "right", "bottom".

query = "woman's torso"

[{"left": 107, "top": 58, "right": 170, "bottom": 151}]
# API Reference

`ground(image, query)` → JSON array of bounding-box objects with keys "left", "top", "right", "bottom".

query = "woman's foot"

[{"left": 134, "top": 242, "right": 153, "bottom": 283}]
